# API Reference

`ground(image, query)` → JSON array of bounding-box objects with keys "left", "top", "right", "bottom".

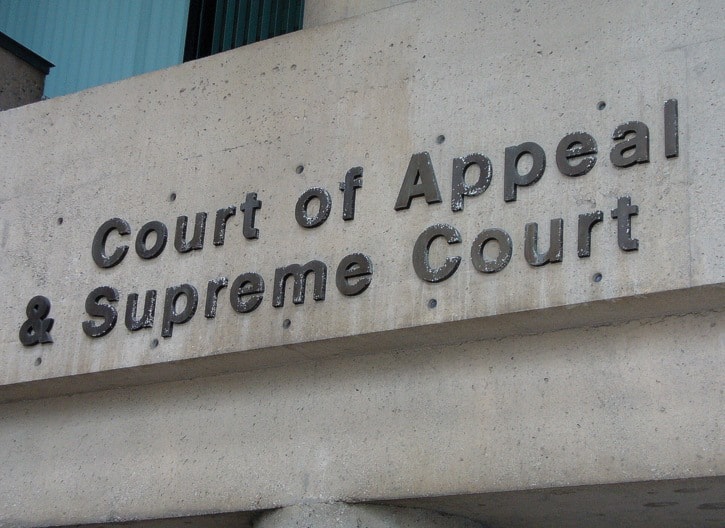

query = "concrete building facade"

[
  {"left": 0, "top": 1, "right": 723, "bottom": 526},
  {"left": 0, "top": 32, "right": 53, "bottom": 111}
]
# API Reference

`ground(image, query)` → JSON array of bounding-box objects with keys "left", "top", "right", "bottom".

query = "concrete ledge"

[
  {"left": 1, "top": 309, "right": 722, "bottom": 525},
  {"left": 255, "top": 503, "right": 482, "bottom": 528},
  {"left": 303, "top": 0, "right": 414, "bottom": 28},
  {"left": 33, "top": 477, "right": 725, "bottom": 527},
  {"left": 3, "top": 283, "right": 722, "bottom": 403},
  {"left": 383, "top": 476, "right": 725, "bottom": 528},
  {"left": 2, "top": 0, "right": 723, "bottom": 389},
  {"left": 54, "top": 511, "right": 256, "bottom": 528},
  {"left": 0, "top": 2, "right": 722, "bottom": 526}
]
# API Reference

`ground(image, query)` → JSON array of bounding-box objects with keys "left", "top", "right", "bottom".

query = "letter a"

[{"left": 394, "top": 152, "right": 442, "bottom": 210}]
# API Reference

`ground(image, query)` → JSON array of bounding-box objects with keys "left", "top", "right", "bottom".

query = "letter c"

[
  {"left": 412, "top": 224, "right": 462, "bottom": 282},
  {"left": 92, "top": 218, "right": 130, "bottom": 268}
]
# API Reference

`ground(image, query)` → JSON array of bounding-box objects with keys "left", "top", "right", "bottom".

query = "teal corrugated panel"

[
  {"left": 133, "top": 1, "right": 153, "bottom": 74},
  {"left": 233, "top": 0, "right": 249, "bottom": 48},
  {"left": 276, "top": 0, "right": 290, "bottom": 35},
  {"left": 220, "top": 0, "right": 237, "bottom": 51},
  {"left": 259, "top": 0, "right": 272, "bottom": 40},
  {"left": 148, "top": 0, "right": 187, "bottom": 73},
  {"left": 0, "top": 0, "right": 190, "bottom": 98},
  {"left": 246, "top": 0, "right": 260, "bottom": 43}
]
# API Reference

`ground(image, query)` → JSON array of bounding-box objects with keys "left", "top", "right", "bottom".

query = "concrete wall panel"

[
  {"left": 0, "top": 47, "right": 44, "bottom": 110},
  {"left": 0, "top": 2, "right": 723, "bottom": 525},
  {"left": 0, "top": 0, "right": 722, "bottom": 394},
  {"left": 0, "top": 310, "right": 722, "bottom": 525},
  {"left": 303, "top": 0, "right": 413, "bottom": 27}
]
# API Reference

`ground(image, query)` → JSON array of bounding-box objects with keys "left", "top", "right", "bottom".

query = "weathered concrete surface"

[
  {"left": 0, "top": 46, "right": 45, "bottom": 110},
  {"left": 0, "top": 2, "right": 723, "bottom": 526},
  {"left": 29, "top": 477, "right": 725, "bottom": 527},
  {"left": 385, "top": 476, "right": 725, "bottom": 528},
  {"left": 254, "top": 503, "right": 483, "bottom": 528},
  {"left": 304, "top": 0, "right": 413, "bottom": 27},
  {"left": 1, "top": 310, "right": 722, "bottom": 526},
  {"left": 0, "top": 0, "right": 722, "bottom": 396},
  {"left": 61, "top": 511, "right": 257, "bottom": 528},
  {"left": 1, "top": 284, "right": 722, "bottom": 403}
]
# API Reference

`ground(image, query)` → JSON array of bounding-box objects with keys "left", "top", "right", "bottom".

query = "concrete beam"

[{"left": 1, "top": 310, "right": 722, "bottom": 525}]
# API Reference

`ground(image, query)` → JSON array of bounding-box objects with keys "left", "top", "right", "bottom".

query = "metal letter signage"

[{"left": 17, "top": 99, "right": 679, "bottom": 346}]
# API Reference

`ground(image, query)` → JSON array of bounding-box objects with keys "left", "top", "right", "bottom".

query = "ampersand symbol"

[{"left": 19, "top": 296, "right": 54, "bottom": 346}]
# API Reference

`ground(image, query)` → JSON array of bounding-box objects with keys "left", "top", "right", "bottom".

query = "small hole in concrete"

[
  {"left": 295, "top": 165, "right": 304, "bottom": 174},
  {"left": 436, "top": 134, "right": 446, "bottom": 144},
  {"left": 169, "top": 192, "right": 177, "bottom": 202},
  {"left": 150, "top": 338, "right": 159, "bottom": 349},
  {"left": 597, "top": 101, "right": 606, "bottom": 111},
  {"left": 282, "top": 319, "right": 291, "bottom": 329},
  {"left": 57, "top": 217, "right": 63, "bottom": 225},
  {"left": 427, "top": 298, "right": 437, "bottom": 309},
  {"left": 593, "top": 272, "right": 603, "bottom": 282},
  {"left": 34, "top": 357, "right": 42, "bottom": 366}
]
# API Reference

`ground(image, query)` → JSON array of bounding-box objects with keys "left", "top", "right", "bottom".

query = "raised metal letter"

[
  {"left": 556, "top": 132, "right": 598, "bottom": 177},
  {"left": 394, "top": 152, "right": 442, "bottom": 210},
  {"left": 161, "top": 284, "right": 198, "bottom": 338},
  {"left": 240, "top": 193, "right": 262, "bottom": 239},
  {"left": 125, "top": 290, "right": 157, "bottom": 331},
  {"left": 664, "top": 99, "right": 679, "bottom": 159},
  {"left": 295, "top": 188, "right": 332, "bottom": 228},
  {"left": 470, "top": 229, "right": 512, "bottom": 273},
  {"left": 339, "top": 167, "right": 363, "bottom": 221},
  {"left": 175, "top": 212, "right": 207, "bottom": 253},
  {"left": 610, "top": 121, "right": 649, "bottom": 167},
  {"left": 577, "top": 211, "right": 604, "bottom": 258},
  {"left": 273, "top": 261, "right": 327, "bottom": 307},
  {"left": 205, "top": 277, "right": 228, "bottom": 318},
  {"left": 451, "top": 153, "right": 492, "bottom": 212},
  {"left": 92, "top": 218, "right": 130, "bottom": 268},
  {"left": 412, "top": 224, "right": 462, "bottom": 282},
  {"left": 230, "top": 273, "right": 265, "bottom": 313},
  {"left": 19, "top": 296, "right": 54, "bottom": 345},
  {"left": 213, "top": 206, "right": 236, "bottom": 246},
  {"left": 611, "top": 196, "right": 639, "bottom": 251},
  {"left": 524, "top": 219, "right": 564, "bottom": 266},
  {"left": 336, "top": 253, "right": 373, "bottom": 295},
  {"left": 504, "top": 142, "right": 546, "bottom": 202},
  {"left": 136, "top": 221, "right": 168, "bottom": 259},
  {"left": 82, "top": 286, "right": 119, "bottom": 338}
]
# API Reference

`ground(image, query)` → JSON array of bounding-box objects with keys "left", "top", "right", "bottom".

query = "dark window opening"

[{"left": 184, "top": 0, "right": 304, "bottom": 62}]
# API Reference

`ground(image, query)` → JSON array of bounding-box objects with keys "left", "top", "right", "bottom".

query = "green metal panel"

[
  {"left": 184, "top": 0, "right": 303, "bottom": 61},
  {"left": 221, "top": 0, "right": 236, "bottom": 52},
  {"left": 275, "top": 0, "right": 290, "bottom": 36},
  {"left": 258, "top": 0, "right": 272, "bottom": 40},
  {"left": 0, "top": 0, "right": 190, "bottom": 98},
  {"left": 246, "top": 0, "right": 261, "bottom": 44},
  {"left": 233, "top": 1, "right": 250, "bottom": 48},
  {"left": 0, "top": 0, "right": 305, "bottom": 96},
  {"left": 211, "top": 0, "right": 225, "bottom": 54}
]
